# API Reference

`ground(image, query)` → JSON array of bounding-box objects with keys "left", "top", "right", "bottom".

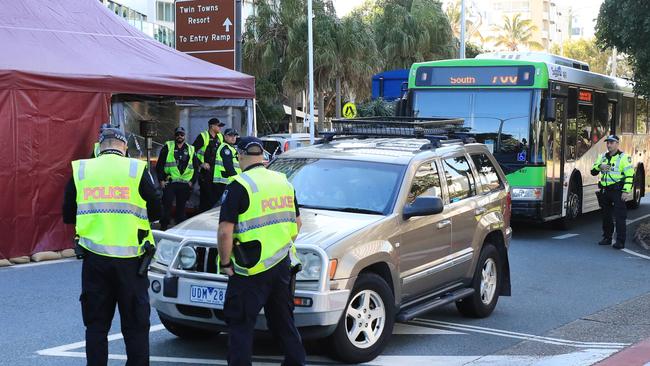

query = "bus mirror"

[{"left": 543, "top": 98, "right": 557, "bottom": 122}]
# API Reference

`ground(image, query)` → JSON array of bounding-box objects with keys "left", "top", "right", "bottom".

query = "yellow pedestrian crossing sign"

[{"left": 342, "top": 102, "right": 357, "bottom": 119}]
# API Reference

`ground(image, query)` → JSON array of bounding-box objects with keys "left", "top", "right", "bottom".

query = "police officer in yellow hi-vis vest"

[
  {"left": 218, "top": 136, "right": 306, "bottom": 366},
  {"left": 192, "top": 118, "right": 226, "bottom": 212},
  {"left": 213, "top": 128, "right": 242, "bottom": 201},
  {"left": 591, "top": 135, "right": 635, "bottom": 249},
  {"left": 63, "top": 128, "right": 162, "bottom": 366},
  {"left": 155, "top": 127, "right": 199, "bottom": 230}
]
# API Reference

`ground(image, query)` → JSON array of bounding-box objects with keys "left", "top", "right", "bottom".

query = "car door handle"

[
  {"left": 437, "top": 219, "right": 451, "bottom": 229},
  {"left": 475, "top": 207, "right": 487, "bottom": 215}
]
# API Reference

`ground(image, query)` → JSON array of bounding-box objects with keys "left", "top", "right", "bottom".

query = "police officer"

[
  {"left": 213, "top": 128, "right": 242, "bottom": 201},
  {"left": 218, "top": 136, "right": 306, "bottom": 366},
  {"left": 156, "top": 127, "right": 199, "bottom": 230},
  {"left": 592, "top": 135, "right": 635, "bottom": 249},
  {"left": 193, "top": 118, "right": 226, "bottom": 211},
  {"left": 62, "top": 128, "right": 162, "bottom": 366}
]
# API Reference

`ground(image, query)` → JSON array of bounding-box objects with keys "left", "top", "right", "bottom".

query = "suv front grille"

[{"left": 194, "top": 246, "right": 218, "bottom": 273}]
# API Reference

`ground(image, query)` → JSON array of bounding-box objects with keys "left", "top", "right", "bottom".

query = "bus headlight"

[
  {"left": 155, "top": 239, "right": 180, "bottom": 266},
  {"left": 511, "top": 187, "right": 543, "bottom": 201},
  {"left": 296, "top": 250, "right": 322, "bottom": 281}
]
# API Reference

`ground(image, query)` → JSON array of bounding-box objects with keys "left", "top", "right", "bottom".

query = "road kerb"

[{"left": 594, "top": 336, "right": 650, "bottom": 366}]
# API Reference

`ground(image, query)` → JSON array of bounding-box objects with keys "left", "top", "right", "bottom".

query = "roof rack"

[{"left": 319, "top": 117, "right": 476, "bottom": 148}]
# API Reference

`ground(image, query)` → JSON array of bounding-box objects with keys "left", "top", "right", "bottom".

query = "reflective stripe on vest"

[
  {"left": 213, "top": 143, "right": 242, "bottom": 184},
  {"left": 231, "top": 168, "right": 298, "bottom": 276},
  {"left": 235, "top": 211, "right": 297, "bottom": 234},
  {"left": 163, "top": 141, "right": 195, "bottom": 183},
  {"left": 72, "top": 155, "right": 154, "bottom": 258}
]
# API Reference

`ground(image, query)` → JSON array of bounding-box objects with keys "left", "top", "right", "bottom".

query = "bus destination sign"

[{"left": 415, "top": 66, "right": 536, "bottom": 87}]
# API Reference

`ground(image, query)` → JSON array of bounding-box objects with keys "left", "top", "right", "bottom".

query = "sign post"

[{"left": 175, "top": 0, "right": 236, "bottom": 70}]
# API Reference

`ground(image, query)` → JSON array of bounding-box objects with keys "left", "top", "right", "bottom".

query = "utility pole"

[
  {"left": 307, "top": 0, "right": 315, "bottom": 143},
  {"left": 459, "top": 0, "right": 466, "bottom": 59},
  {"left": 235, "top": 0, "right": 242, "bottom": 71}
]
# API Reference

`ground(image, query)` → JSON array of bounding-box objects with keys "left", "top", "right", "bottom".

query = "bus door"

[{"left": 545, "top": 98, "right": 566, "bottom": 217}]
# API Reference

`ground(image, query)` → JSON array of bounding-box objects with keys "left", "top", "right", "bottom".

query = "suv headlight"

[
  {"left": 511, "top": 187, "right": 543, "bottom": 201},
  {"left": 155, "top": 239, "right": 180, "bottom": 266},
  {"left": 295, "top": 250, "right": 322, "bottom": 281}
]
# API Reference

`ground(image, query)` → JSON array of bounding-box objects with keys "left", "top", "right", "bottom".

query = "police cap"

[
  {"left": 208, "top": 118, "right": 226, "bottom": 127},
  {"left": 605, "top": 135, "right": 620, "bottom": 143},
  {"left": 237, "top": 136, "right": 264, "bottom": 155},
  {"left": 99, "top": 128, "right": 128, "bottom": 144}
]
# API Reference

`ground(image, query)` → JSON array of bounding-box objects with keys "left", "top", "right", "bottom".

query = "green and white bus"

[{"left": 399, "top": 52, "right": 650, "bottom": 226}]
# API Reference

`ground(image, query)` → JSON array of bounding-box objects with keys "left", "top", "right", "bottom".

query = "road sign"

[
  {"left": 175, "top": 0, "right": 236, "bottom": 69},
  {"left": 342, "top": 102, "right": 357, "bottom": 118}
]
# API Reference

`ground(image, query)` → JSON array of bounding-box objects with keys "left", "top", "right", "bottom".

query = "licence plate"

[{"left": 189, "top": 285, "right": 226, "bottom": 306}]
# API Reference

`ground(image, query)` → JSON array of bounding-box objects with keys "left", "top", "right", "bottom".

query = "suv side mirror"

[
  {"left": 403, "top": 196, "right": 444, "bottom": 220},
  {"left": 543, "top": 98, "right": 556, "bottom": 122}
]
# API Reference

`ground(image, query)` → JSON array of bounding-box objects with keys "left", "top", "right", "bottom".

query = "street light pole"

[
  {"left": 460, "top": 0, "right": 466, "bottom": 59},
  {"left": 307, "top": 0, "right": 315, "bottom": 144}
]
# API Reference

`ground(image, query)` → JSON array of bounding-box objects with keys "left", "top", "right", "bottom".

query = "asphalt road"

[{"left": 4, "top": 198, "right": 650, "bottom": 365}]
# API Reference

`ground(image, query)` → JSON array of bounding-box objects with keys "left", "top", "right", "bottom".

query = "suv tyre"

[
  {"left": 159, "top": 312, "right": 218, "bottom": 339},
  {"left": 329, "top": 273, "right": 395, "bottom": 364},
  {"left": 456, "top": 243, "right": 501, "bottom": 318}
]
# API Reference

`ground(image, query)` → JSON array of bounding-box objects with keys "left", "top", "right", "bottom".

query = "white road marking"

[
  {"left": 411, "top": 319, "right": 628, "bottom": 349},
  {"left": 627, "top": 214, "right": 650, "bottom": 225},
  {"left": 37, "top": 324, "right": 166, "bottom": 356},
  {"left": 37, "top": 321, "right": 624, "bottom": 365},
  {"left": 3, "top": 258, "right": 77, "bottom": 270},
  {"left": 622, "top": 248, "right": 650, "bottom": 260},
  {"left": 553, "top": 233, "right": 580, "bottom": 240}
]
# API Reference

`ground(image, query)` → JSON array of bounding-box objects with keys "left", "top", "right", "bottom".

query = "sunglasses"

[{"left": 175, "top": 133, "right": 185, "bottom": 136}]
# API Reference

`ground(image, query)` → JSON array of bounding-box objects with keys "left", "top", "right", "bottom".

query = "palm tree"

[
  {"left": 332, "top": 13, "right": 380, "bottom": 116},
  {"left": 489, "top": 14, "right": 544, "bottom": 51},
  {"left": 373, "top": 0, "right": 455, "bottom": 70}
]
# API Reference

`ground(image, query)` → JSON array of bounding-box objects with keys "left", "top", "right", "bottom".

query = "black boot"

[
  {"left": 598, "top": 238, "right": 612, "bottom": 246},
  {"left": 612, "top": 242, "right": 625, "bottom": 249}
]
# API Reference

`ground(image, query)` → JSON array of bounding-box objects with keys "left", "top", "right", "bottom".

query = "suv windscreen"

[{"left": 269, "top": 158, "right": 404, "bottom": 214}]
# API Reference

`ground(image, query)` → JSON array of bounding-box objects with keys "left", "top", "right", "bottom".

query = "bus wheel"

[
  {"left": 555, "top": 186, "right": 581, "bottom": 230},
  {"left": 627, "top": 172, "right": 643, "bottom": 209}
]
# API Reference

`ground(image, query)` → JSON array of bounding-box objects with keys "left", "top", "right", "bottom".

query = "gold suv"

[{"left": 149, "top": 121, "right": 512, "bottom": 363}]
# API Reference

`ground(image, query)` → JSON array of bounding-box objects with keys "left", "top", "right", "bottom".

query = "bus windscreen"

[{"left": 415, "top": 66, "right": 535, "bottom": 87}]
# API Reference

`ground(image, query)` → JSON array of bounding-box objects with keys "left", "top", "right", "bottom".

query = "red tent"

[{"left": 0, "top": 0, "right": 255, "bottom": 259}]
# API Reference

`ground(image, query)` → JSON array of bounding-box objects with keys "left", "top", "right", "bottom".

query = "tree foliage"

[
  {"left": 596, "top": 0, "right": 650, "bottom": 96},
  {"left": 549, "top": 38, "right": 633, "bottom": 78},
  {"left": 489, "top": 14, "right": 543, "bottom": 51},
  {"left": 373, "top": 0, "right": 455, "bottom": 70}
]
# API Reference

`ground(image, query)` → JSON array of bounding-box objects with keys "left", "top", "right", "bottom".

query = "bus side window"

[
  {"left": 636, "top": 98, "right": 648, "bottom": 134},
  {"left": 621, "top": 97, "right": 635, "bottom": 133},
  {"left": 576, "top": 103, "right": 593, "bottom": 159},
  {"left": 594, "top": 93, "right": 609, "bottom": 141},
  {"left": 566, "top": 88, "right": 578, "bottom": 161}
]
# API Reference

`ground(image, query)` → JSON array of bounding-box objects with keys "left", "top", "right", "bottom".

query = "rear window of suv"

[
  {"left": 471, "top": 153, "right": 504, "bottom": 194},
  {"left": 442, "top": 156, "right": 476, "bottom": 203}
]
